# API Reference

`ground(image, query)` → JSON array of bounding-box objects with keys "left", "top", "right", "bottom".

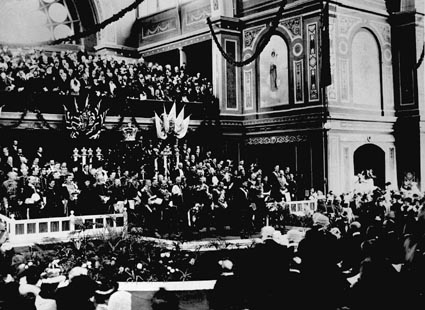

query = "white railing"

[
  {"left": 0, "top": 210, "right": 127, "bottom": 245},
  {"left": 286, "top": 199, "right": 317, "bottom": 216},
  {"left": 186, "top": 199, "right": 317, "bottom": 228},
  {"left": 265, "top": 199, "right": 317, "bottom": 226}
]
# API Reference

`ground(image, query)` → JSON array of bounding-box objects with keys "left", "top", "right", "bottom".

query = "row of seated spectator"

[
  {"left": 0, "top": 46, "right": 214, "bottom": 103},
  {"left": 0, "top": 139, "right": 301, "bottom": 238}
]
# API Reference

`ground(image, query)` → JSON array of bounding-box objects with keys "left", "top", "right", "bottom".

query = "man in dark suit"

[
  {"left": 297, "top": 213, "right": 349, "bottom": 309},
  {"left": 231, "top": 179, "right": 250, "bottom": 236},
  {"left": 245, "top": 226, "right": 291, "bottom": 310}
]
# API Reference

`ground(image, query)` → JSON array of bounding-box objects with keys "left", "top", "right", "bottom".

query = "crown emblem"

[{"left": 122, "top": 122, "right": 138, "bottom": 141}]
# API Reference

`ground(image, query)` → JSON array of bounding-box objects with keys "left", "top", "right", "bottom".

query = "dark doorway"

[
  {"left": 354, "top": 144, "right": 385, "bottom": 188},
  {"left": 184, "top": 40, "right": 212, "bottom": 81}
]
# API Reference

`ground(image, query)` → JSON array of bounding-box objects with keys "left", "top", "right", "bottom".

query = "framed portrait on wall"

[{"left": 258, "top": 35, "right": 289, "bottom": 108}]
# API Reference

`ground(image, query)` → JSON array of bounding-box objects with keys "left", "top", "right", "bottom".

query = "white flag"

[
  {"left": 167, "top": 102, "right": 177, "bottom": 132},
  {"left": 162, "top": 105, "right": 169, "bottom": 134},
  {"left": 175, "top": 115, "right": 190, "bottom": 139},
  {"left": 175, "top": 105, "right": 185, "bottom": 131},
  {"left": 155, "top": 112, "right": 167, "bottom": 140}
]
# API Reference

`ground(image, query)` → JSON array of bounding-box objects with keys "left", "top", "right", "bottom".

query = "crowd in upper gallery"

[{"left": 0, "top": 46, "right": 214, "bottom": 103}]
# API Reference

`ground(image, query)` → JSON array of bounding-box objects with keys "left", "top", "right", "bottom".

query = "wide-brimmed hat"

[
  {"left": 261, "top": 226, "right": 275, "bottom": 240},
  {"left": 312, "top": 213, "right": 330, "bottom": 227},
  {"left": 68, "top": 266, "right": 88, "bottom": 280}
]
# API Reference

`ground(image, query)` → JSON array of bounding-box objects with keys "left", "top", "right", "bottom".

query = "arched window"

[
  {"left": 351, "top": 29, "right": 381, "bottom": 107},
  {"left": 258, "top": 35, "right": 289, "bottom": 108},
  {"left": 0, "top": 0, "right": 79, "bottom": 44}
]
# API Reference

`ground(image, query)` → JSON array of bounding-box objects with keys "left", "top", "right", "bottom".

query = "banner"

[
  {"left": 63, "top": 96, "right": 108, "bottom": 139},
  {"left": 175, "top": 115, "right": 190, "bottom": 139},
  {"left": 153, "top": 103, "right": 190, "bottom": 140},
  {"left": 155, "top": 112, "right": 167, "bottom": 140},
  {"left": 321, "top": 0, "right": 332, "bottom": 87}
]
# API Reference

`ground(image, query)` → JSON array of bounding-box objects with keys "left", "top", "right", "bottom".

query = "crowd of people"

[
  {"left": 0, "top": 46, "right": 213, "bottom": 103},
  {"left": 0, "top": 140, "right": 424, "bottom": 309},
  {"left": 0, "top": 138, "right": 301, "bottom": 237},
  {"left": 0, "top": 186, "right": 424, "bottom": 309},
  {"left": 0, "top": 259, "right": 179, "bottom": 310},
  {"left": 210, "top": 187, "right": 425, "bottom": 310}
]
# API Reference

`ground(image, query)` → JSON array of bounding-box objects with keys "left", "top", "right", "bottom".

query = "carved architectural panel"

[
  {"left": 343, "top": 146, "right": 350, "bottom": 191},
  {"left": 186, "top": 5, "right": 210, "bottom": 26},
  {"left": 246, "top": 135, "right": 308, "bottom": 145},
  {"left": 244, "top": 69, "right": 254, "bottom": 110},
  {"left": 225, "top": 39, "right": 238, "bottom": 110},
  {"left": 307, "top": 23, "right": 319, "bottom": 101},
  {"left": 338, "top": 40, "right": 348, "bottom": 54},
  {"left": 383, "top": 65, "right": 394, "bottom": 109},
  {"left": 339, "top": 58, "right": 349, "bottom": 102},
  {"left": 294, "top": 60, "right": 304, "bottom": 103},
  {"left": 293, "top": 42, "right": 303, "bottom": 57},
  {"left": 243, "top": 26, "right": 265, "bottom": 48},
  {"left": 338, "top": 15, "right": 361, "bottom": 37},
  {"left": 328, "top": 17, "right": 337, "bottom": 101},
  {"left": 370, "top": 21, "right": 391, "bottom": 44},
  {"left": 280, "top": 17, "right": 302, "bottom": 40},
  {"left": 143, "top": 19, "right": 178, "bottom": 37}
]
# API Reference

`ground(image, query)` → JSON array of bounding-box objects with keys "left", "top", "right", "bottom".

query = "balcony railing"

[{"left": 0, "top": 92, "right": 217, "bottom": 121}]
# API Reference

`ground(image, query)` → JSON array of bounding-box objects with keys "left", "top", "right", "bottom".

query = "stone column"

[{"left": 209, "top": 17, "right": 242, "bottom": 114}]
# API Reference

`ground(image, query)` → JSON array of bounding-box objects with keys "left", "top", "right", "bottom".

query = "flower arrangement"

[{"left": 12, "top": 233, "right": 200, "bottom": 282}]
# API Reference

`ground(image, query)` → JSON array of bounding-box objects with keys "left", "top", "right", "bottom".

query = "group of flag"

[{"left": 154, "top": 102, "right": 190, "bottom": 140}]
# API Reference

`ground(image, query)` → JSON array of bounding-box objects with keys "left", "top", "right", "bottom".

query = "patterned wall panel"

[
  {"left": 140, "top": 8, "right": 180, "bottom": 44},
  {"left": 337, "top": 14, "right": 361, "bottom": 38},
  {"left": 280, "top": 17, "right": 302, "bottom": 41},
  {"left": 181, "top": 0, "right": 211, "bottom": 33},
  {"left": 225, "top": 40, "right": 238, "bottom": 109},
  {"left": 246, "top": 135, "right": 308, "bottom": 145},
  {"left": 244, "top": 69, "right": 254, "bottom": 110},
  {"left": 307, "top": 22, "right": 319, "bottom": 101},
  {"left": 294, "top": 60, "right": 304, "bottom": 103},
  {"left": 328, "top": 17, "right": 337, "bottom": 101},
  {"left": 339, "top": 58, "right": 349, "bottom": 102},
  {"left": 243, "top": 25, "right": 265, "bottom": 49}
]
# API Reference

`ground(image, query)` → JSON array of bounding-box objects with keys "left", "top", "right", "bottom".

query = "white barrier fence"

[
  {"left": 285, "top": 199, "right": 317, "bottom": 216},
  {"left": 0, "top": 200, "right": 316, "bottom": 246},
  {"left": 187, "top": 199, "right": 317, "bottom": 227},
  {"left": 265, "top": 199, "right": 317, "bottom": 225},
  {"left": 0, "top": 210, "right": 127, "bottom": 245}
]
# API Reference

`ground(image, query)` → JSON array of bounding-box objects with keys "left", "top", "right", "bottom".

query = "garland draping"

[
  {"left": 0, "top": 108, "right": 28, "bottom": 128},
  {"left": 206, "top": 0, "right": 287, "bottom": 67},
  {"left": 416, "top": 43, "right": 424, "bottom": 70},
  {"left": 35, "top": 109, "right": 58, "bottom": 130},
  {"left": 41, "top": 0, "right": 146, "bottom": 45}
]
